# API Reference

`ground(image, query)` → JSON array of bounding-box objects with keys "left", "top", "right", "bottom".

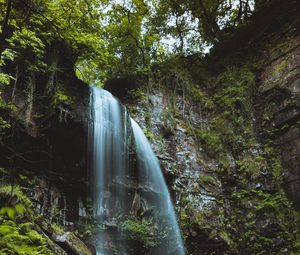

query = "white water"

[
  {"left": 90, "top": 87, "right": 130, "bottom": 254},
  {"left": 90, "top": 87, "right": 185, "bottom": 254},
  {"left": 131, "top": 119, "right": 185, "bottom": 255},
  {"left": 90, "top": 87, "right": 129, "bottom": 216}
]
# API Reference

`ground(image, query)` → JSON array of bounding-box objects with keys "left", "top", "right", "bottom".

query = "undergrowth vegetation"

[
  {"left": 0, "top": 169, "right": 67, "bottom": 255},
  {"left": 119, "top": 215, "right": 168, "bottom": 250},
  {"left": 0, "top": 184, "right": 54, "bottom": 254}
]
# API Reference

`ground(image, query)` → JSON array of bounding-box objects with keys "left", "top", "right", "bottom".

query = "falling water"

[
  {"left": 131, "top": 119, "right": 185, "bottom": 255},
  {"left": 90, "top": 87, "right": 185, "bottom": 254},
  {"left": 90, "top": 87, "right": 131, "bottom": 254}
]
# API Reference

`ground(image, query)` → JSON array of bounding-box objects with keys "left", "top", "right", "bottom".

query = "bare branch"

[{"left": 0, "top": 141, "right": 51, "bottom": 164}]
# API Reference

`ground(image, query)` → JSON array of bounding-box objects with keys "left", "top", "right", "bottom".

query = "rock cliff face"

[
  {"left": 256, "top": 34, "right": 300, "bottom": 209},
  {"left": 125, "top": 91, "right": 205, "bottom": 199}
]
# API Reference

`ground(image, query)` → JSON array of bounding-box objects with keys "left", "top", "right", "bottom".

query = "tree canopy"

[{"left": 0, "top": 0, "right": 267, "bottom": 87}]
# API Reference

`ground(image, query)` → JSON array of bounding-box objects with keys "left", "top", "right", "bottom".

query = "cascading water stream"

[
  {"left": 131, "top": 119, "right": 185, "bottom": 255},
  {"left": 90, "top": 87, "right": 185, "bottom": 255},
  {"left": 90, "top": 87, "right": 131, "bottom": 254}
]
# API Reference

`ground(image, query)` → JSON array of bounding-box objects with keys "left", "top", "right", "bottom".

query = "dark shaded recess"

[
  {"left": 0, "top": 40, "right": 90, "bottom": 222},
  {"left": 41, "top": 44, "right": 90, "bottom": 221},
  {"left": 45, "top": 115, "right": 89, "bottom": 221},
  {"left": 104, "top": 77, "right": 139, "bottom": 98},
  {"left": 186, "top": 230, "right": 227, "bottom": 255}
]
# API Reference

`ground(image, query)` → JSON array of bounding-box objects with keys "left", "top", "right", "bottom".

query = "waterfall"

[
  {"left": 90, "top": 87, "right": 185, "bottom": 255},
  {"left": 90, "top": 87, "right": 131, "bottom": 254},
  {"left": 131, "top": 119, "right": 185, "bottom": 255}
]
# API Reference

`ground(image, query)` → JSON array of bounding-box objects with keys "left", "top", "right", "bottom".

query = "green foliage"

[
  {"left": 213, "top": 66, "right": 255, "bottom": 113},
  {"left": 0, "top": 203, "right": 26, "bottom": 220},
  {"left": 200, "top": 175, "right": 218, "bottom": 187},
  {"left": 7, "top": 27, "right": 46, "bottom": 72},
  {"left": 53, "top": 89, "right": 74, "bottom": 106},
  {"left": 0, "top": 72, "right": 12, "bottom": 86},
  {"left": 0, "top": 49, "right": 14, "bottom": 133},
  {"left": 0, "top": 0, "right": 259, "bottom": 87},
  {"left": 143, "top": 127, "right": 154, "bottom": 141},
  {"left": 0, "top": 183, "right": 53, "bottom": 254},
  {"left": 262, "top": 143, "right": 283, "bottom": 183},
  {"left": 143, "top": 109, "right": 154, "bottom": 140},
  {"left": 145, "top": 111, "right": 151, "bottom": 128},
  {"left": 235, "top": 154, "right": 265, "bottom": 180},
  {"left": 74, "top": 220, "right": 98, "bottom": 240},
  {"left": 51, "top": 223, "right": 64, "bottom": 235},
  {"left": 195, "top": 129, "right": 223, "bottom": 157},
  {"left": 0, "top": 217, "right": 53, "bottom": 255},
  {"left": 119, "top": 216, "right": 167, "bottom": 249},
  {"left": 128, "top": 88, "right": 147, "bottom": 101},
  {"left": 156, "top": 134, "right": 168, "bottom": 154},
  {"left": 191, "top": 66, "right": 256, "bottom": 157},
  {"left": 207, "top": 66, "right": 300, "bottom": 254},
  {"left": 179, "top": 195, "right": 214, "bottom": 241},
  {"left": 228, "top": 188, "right": 300, "bottom": 254},
  {"left": 0, "top": 185, "right": 33, "bottom": 209},
  {"left": 186, "top": 84, "right": 214, "bottom": 110},
  {"left": 0, "top": 1, "right": 298, "bottom": 255},
  {"left": 0, "top": 117, "right": 11, "bottom": 130},
  {"left": 153, "top": 0, "right": 255, "bottom": 45}
]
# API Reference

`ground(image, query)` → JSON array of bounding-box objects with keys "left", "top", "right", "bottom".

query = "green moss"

[
  {"left": 161, "top": 96, "right": 179, "bottom": 129},
  {"left": 127, "top": 105, "right": 138, "bottom": 117},
  {"left": 75, "top": 222, "right": 97, "bottom": 239},
  {"left": 213, "top": 66, "right": 255, "bottom": 113},
  {"left": 0, "top": 185, "right": 33, "bottom": 209},
  {"left": 235, "top": 154, "right": 266, "bottom": 180},
  {"left": 145, "top": 111, "right": 151, "bottom": 127},
  {"left": 52, "top": 89, "right": 74, "bottom": 107},
  {"left": 272, "top": 58, "right": 289, "bottom": 76},
  {"left": 0, "top": 213, "right": 53, "bottom": 255},
  {"left": 156, "top": 134, "right": 167, "bottom": 154},
  {"left": 128, "top": 88, "right": 147, "bottom": 101},
  {"left": 186, "top": 84, "right": 214, "bottom": 110},
  {"left": 0, "top": 222, "right": 53, "bottom": 255},
  {"left": 200, "top": 175, "right": 218, "bottom": 187},
  {"left": 195, "top": 129, "right": 224, "bottom": 157},
  {"left": 119, "top": 216, "right": 167, "bottom": 249},
  {"left": 268, "top": 36, "right": 295, "bottom": 60},
  {"left": 143, "top": 128, "right": 154, "bottom": 141},
  {"left": 51, "top": 223, "right": 64, "bottom": 235},
  {"left": 0, "top": 181, "right": 64, "bottom": 255}
]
